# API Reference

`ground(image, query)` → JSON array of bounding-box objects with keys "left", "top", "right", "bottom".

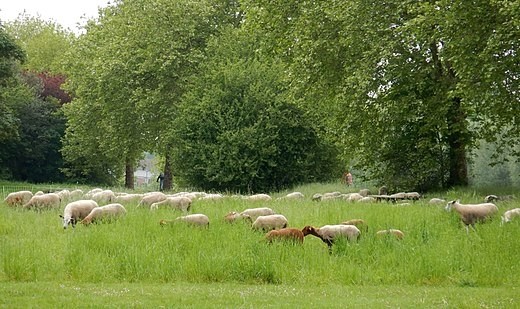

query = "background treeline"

[{"left": 0, "top": 0, "right": 519, "bottom": 193}]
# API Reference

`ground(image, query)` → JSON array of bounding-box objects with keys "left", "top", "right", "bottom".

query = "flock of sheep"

[{"left": 3, "top": 187, "right": 520, "bottom": 252}]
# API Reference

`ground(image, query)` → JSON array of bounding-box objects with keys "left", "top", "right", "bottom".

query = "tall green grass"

[{"left": 0, "top": 184, "right": 519, "bottom": 288}]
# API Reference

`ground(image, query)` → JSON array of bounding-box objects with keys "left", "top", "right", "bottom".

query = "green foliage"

[
  {"left": 172, "top": 29, "right": 340, "bottom": 192},
  {"left": 4, "top": 13, "right": 74, "bottom": 74},
  {"left": 240, "top": 0, "right": 520, "bottom": 191}
]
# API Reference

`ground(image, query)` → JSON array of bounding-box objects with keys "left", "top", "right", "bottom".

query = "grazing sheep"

[
  {"left": 404, "top": 192, "right": 421, "bottom": 200},
  {"left": 358, "top": 196, "right": 375, "bottom": 203},
  {"left": 3, "top": 191, "right": 33, "bottom": 207},
  {"left": 84, "top": 188, "right": 103, "bottom": 198},
  {"left": 341, "top": 219, "right": 368, "bottom": 232},
  {"left": 81, "top": 203, "right": 127, "bottom": 225},
  {"left": 199, "top": 193, "right": 224, "bottom": 201},
  {"left": 429, "top": 198, "right": 446, "bottom": 205},
  {"left": 161, "top": 214, "right": 209, "bottom": 227},
  {"left": 245, "top": 193, "right": 272, "bottom": 201},
  {"left": 283, "top": 192, "right": 305, "bottom": 200},
  {"left": 115, "top": 193, "right": 143, "bottom": 204},
  {"left": 346, "top": 193, "right": 364, "bottom": 202},
  {"left": 69, "top": 189, "right": 84, "bottom": 201},
  {"left": 376, "top": 229, "right": 404, "bottom": 240},
  {"left": 150, "top": 196, "right": 192, "bottom": 212},
  {"left": 302, "top": 224, "right": 360, "bottom": 250},
  {"left": 60, "top": 200, "right": 99, "bottom": 229},
  {"left": 265, "top": 228, "right": 304, "bottom": 244},
  {"left": 485, "top": 194, "right": 514, "bottom": 203},
  {"left": 23, "top": 193, "right": 61, "bottom": 210},
  {"left": 239, "top": 207, "right": 275, "bottom": 222},
  {"left": 56, "top": 189, "right": 71, "bottom": 202},
  {"left": 224, "top": 211, "right": 242, "bottom": 223},
  {"left": 501, "top": 208, "right": 520, "bottom": 224},
  {"left": 359, "top": 189, "right": 371, "bottom": 197},
  {"left": 311, "top": 193, "right": 323, "bottom": 201},
  {"left": 251, "top": 214, "right": 288, "bottom": 232},
  {"left": 137, "top": 192, "right": 167, "bottom": 208},
  {"left": 91, "top": 190, "right": 116, "bottom": 205},
  {"left": 445, "top": 200, "right": 498, "bottom": 233}
]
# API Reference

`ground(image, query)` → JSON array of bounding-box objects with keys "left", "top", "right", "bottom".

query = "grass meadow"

[{"left": 0, "top": 182, "right": 519, "bottom": 307}]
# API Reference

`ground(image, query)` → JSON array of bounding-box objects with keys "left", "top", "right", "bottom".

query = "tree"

[
  {"left": 62, "top": 0, "right": 241, "bottom": 189},
  {"left": 4, "top": 13, "right": 74, "bottom": 74},
  {"left": 241, "top": 0, "right": 520, "bottom": 191},
  {"left": 171, "top": 28, "right": 340, "bottom": 192}
]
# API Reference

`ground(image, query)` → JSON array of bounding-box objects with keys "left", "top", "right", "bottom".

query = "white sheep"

[
  {"left": 115, "top": 193, "right": 143, "bottom": 204},
  {"left": 81, "top": 203, "right": 127, "bottom": 225},
  {"left": 429, "top": 198, "right": 446, "bottom": 205},
  {"left": 23, "top": 193, "right": 61, "bottom": 210},
  {"left": 346, "top": 193, "right": 364, "bottom": 202},
  {"left": 239, "top": 207, "right": 275, "bottom": 222},
  {"left": 281, "top": 192, "right": 305, "bottom": 200},
  {"left": 251, "top": 214, "right": 288, "bottom": 232},
  {"left": 84, "top": 188, "right": 103, "bottom": 198},
  {"left": 359, "top": 189, "right": 371, "bottom": 197},
  {"left": 91, "top": 190, "right": 116, "bottom": 205},
  {"left": 150, "top": 196, "right": 192, "bottom": 212},
  {"left": 445, "top": 200, "right": 498, "bottom": 233},
  {"left": 404, "top": 192, "right": 421, "bottom": 200},
  {"left": 69, "top": 189, "right": 84, "bottom": 201},
  {"left": 60, "top": 200, "right": 99, "bottom": 229},
  {"left": 501, "top": 208, "right": 520, "bottom": 224},
  {"left": 245, "top": 193, "right": 272, "bottom": 201},
  {"left": 137, "top": 192, "right": 167, "bottom": 208},
  {"left": 302, "top": 224, "right": 360, "bottom": 250},
  {"left": 168, "top": 214, "right": 210, "bottom": 227},
  {"left": 358, "top": 196, "right": 375, "bottom": 203},
  {"left": 3, "top": 191, "right": 33, "bottom": 207},
  {"left": 376, "top": 229, "right": 405, "bottom": 240},
  {"left": 485, "top": 194, "right": 514, "bottom": 203}
]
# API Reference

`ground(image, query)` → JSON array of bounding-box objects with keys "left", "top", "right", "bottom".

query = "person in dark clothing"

[{"left": 157, "top": 173, "right": 165, "bottom": 191}]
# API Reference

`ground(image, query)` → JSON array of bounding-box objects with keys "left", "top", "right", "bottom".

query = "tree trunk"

[
  {"left": 125, "top": 157, "right": 135, "bottom": 189},
  {"left": 163, "top": 152, "right": 173, "bottom": 191},
  {"left": 446, "top": 97, "right": 469, "bottom": 187}
]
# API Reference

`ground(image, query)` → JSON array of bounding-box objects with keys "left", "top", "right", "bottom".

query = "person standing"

[{"left": 157, "top": 173, "right": 165, "bottom": 191}]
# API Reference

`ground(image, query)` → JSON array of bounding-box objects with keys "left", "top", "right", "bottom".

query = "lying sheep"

[
  {"left": 3, "top": 191, "right": 33, "bottom": 207},
  {"left": 137, "top": 192, "right": 167, "bottom": 208},
  {"left": 265, "top": 228, "right": 304, "bottom": 244},
  {"left": 376, "top": 229, "right": 404, "bottom": 240},
  {"left": 302, "top": 224, "right": 360, "bottom": 250},
  {"left": 429, "top": 198, "right": 446, "bottom": 205},
  {"left": 60, "top": 200, "right": 99, "bottom": 229},
  {"left": 341, "top": 219, "right": 368, "bottom": 232},
  {"left": 281, "top": 192, "right": 305, "bottom": 200},
  {"left": 150, "top": 196, "right": 192, "bottom": 212},
  {"left": 251, "top": 214, "right": 288, "bottom": 232},
  {"left": 81, "top": 203, "right": 127, "bottom": 225},
  {"left": 245, "top": 193, "right": 272, "bottom": 201},
  {"left": 161, "top": 214, "right": 210, "bottom": 227},
  {"left": 23, "top": 193, "right": 61, "bottom": 210},
  {"left": 501, "top": 208, "right": 520, "bottom": 224},
  {"left": 445, "top": 200, "right": 498, "bottom": 233}
]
